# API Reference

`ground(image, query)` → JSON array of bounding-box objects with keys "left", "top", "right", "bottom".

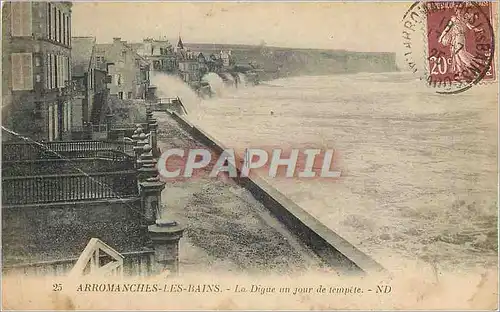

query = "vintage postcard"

[{"left": 1, "top": 1, "right": 498, "bottom": 310}]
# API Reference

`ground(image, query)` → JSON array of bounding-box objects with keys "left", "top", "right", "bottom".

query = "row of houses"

[
  {"left": 132, "top": 36, "right": 235, "bottom": 87},
  {"left": 2, "top": 2, "right": 150, "bottom": 142}
]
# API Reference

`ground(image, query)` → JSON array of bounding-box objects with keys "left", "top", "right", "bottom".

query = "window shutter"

[
  {"left": 64, "top": 57, "right": 66, "bottom": 85},
  {"left": 63, "top": 102, "right": 68, "bottom": 131},
  {"left": 21, "top": 2, "right": 32, "bottom": 37},
  {"left": 57, "top": 55, "right": 61, "bottom": 87},
  {"left": 46, "top": 3, "right": 50, "bottom": 39},
  {"left": 52, "top": 6, "right": 56, "bottom": 40},
  {"left": 67, "top": 102, "right": 72, "bottom": 129},
  {"left": 22, "top": 53, "right": 33, "bottom": 90},
  {"left": 54, "top": 103, "right": 59, "bottom": 140},
  {"left": 45, "top": 55, "right": 49, "bottom": 89},
  {"left": 64, "top": 56, "right": 68, "bottom": 85},
  {"left": 62, "top": 13, "right": 65, "bottom": 45},
  {"left": 48, "top": 104, "right": 54, "bottom": 141},
  {"left": 60, "top": 56, "right": 63, "bottom": 87},
  {"left": 66, "top": 15, "right": 69, "bottom": 45},
  {"left": 58, "top": 55, "right": 61, "bottom": 87},
  {"left": 54, "top": 55, "right": 58, "bottom": 88},
  {"left": 55, "top": 8, "right": 58, "bottom": 42},
  {"left": 11, "top": 3, "right": 22, "bottom": 36},
  {"left": 57, "top": 9, "right": 61, "bottom": 43},
  {"left": 49, "top": 54, "right": 54, "bottom": 89},
  {"left": 11, "top": 54, "right": 23, "bottom": 90},
  {"left": 61, "top": 56, "right": 65, "bottom": 86},
  {"left": 51, "top": 54, "right": 56, "bottom": 88}
]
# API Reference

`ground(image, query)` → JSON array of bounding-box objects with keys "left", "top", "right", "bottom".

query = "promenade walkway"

[{"left": 155, "top": 112, "right": 324, "bottom": 274}]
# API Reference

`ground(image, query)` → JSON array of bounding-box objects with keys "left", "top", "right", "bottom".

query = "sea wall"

[{"left": 168, "top": 110, "right": 386, "bottom": 275}]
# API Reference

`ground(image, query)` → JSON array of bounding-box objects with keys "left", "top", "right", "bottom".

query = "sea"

[{"left": 151, "top": 71, "right": 498, "bottom": 275}]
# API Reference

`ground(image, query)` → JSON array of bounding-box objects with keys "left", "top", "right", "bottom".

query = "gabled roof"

[
  {"left": 177, "top": 36, "right": 184, "bottom": 49},
  {"left": 71, "top": 36, "right": 96, "bottom": 77}
]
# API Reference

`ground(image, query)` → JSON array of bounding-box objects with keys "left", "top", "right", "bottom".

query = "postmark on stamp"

[{"left": 402, "top": 1, "right": 496, "bottom": 94}]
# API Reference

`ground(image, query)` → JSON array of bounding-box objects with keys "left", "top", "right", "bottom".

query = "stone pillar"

[
  {"left": 148, "top": 219, "right": 185, "bottom": 275},
  {"left": 134, "top": 132, "right": 147, "bottom": 170},
  {"left": 138, "top": 144, "right": 157, "bottom": 183},
  {"left": 147, "top": 111, "right": 159, "bottom": 159},
  {"left": 139, "top": 143, "right": 163, "bottom": 248},
  {"left": 146, "top": 107, "right": 154, "bottom": 123},
  {"left": 144, "top": 107, "right": 152, "bottom": 134}
]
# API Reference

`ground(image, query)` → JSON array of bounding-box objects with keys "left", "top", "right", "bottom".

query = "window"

[
  {"left": 60, "top": 56, "right": 64, "bottom": 86},
  {"left": 52, "top": 6, "right": 56, "bottom": 41},
  {"left": 121, "top": 50, "right": 126, "bottom": 57},
  {"left": 11, "top": 2, "right": 32, "bottom": 37},
  {"left": 58, "top": 55, "right": 64, "bottom": 87},
  {"left": 11, "top": 53, "right": 33, "bottom": 91},
  {"left": 68, "top": 15, "right": 71, "bottom": 47},
  {"left": 67, "top": 57, "right": 70, "bottom": 80},
  {"left": 118, "top": 92, "right": 123, "bottom": 99},
  {"left": 66, "top": 15, "right": 69, "bottom": 45},
  {"left": 59, "top": 55, "right": 66, "bottom": 87},
  {"left": 63, "top": 102, "right": 67, "bottom": 131},
  {"left": 47, "top": 3, "right": 51, "bottom": 39},
  {"left": 67, "top": 102, "right": 72, "bottom": 130},
  {"left": 35, "top": 56, "right": 41, "bottom": 67},
  {"left": 48, "top": 104, "right": 54, "bottom": 141},
  {"left": 63, "top": 102, "right": 71, "bottom": 132},
  {"left": 62, "top": 13, "right": 65, "bottom": 45},
  {"left": 54, "top": 55, "right": 59, "bottom": 88},
  {"left": 55, "top": 55, "right": 58, "bottom": 87},
  {"left": 51, "top": 54, "right": 56, "bottom": 88},
  {"left": 53, "top": 103, "right": 59, "bottom": 140},
  {"left": 64, "top": 56, "right": 68, "bottom": 85},
  {"left": 128, "top": 92, "right": 132, "bottom": 99},
  {"left": 45, "top": 55, "right": 50, "bottom": 89},
  {"left": 58, "top": 10, "right": 61, "bottom": 43}
]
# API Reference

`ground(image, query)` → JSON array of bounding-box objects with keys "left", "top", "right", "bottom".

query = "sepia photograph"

[{"left": 1, "top": 1, "right": 498, "bottom": 310}]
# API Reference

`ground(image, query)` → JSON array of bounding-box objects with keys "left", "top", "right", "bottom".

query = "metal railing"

[
  {"left": 2, "top": 170, "right": 139, "bottom": 205},
  {"left": 2, "top": 140, "right": 136, "bottom": 161}
]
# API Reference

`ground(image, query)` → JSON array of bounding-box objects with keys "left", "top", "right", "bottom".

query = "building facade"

[
  {"left": 178, "top": 51, "right": 202, "bottom": 83},
  {"left": 2, "top": 2, "right": 73, "bottom": 141},
  {"left": 136, "top": 37, "right": 177, "bottom": 74},
  {"left": 95, "top": 38, "right": 149, "bottom": 101},
  {"left": 71, "top": 36, "right": 95, "bottom": 128},
  {"left": 71, "top": 36, "right": 111, "bottom": 128}
]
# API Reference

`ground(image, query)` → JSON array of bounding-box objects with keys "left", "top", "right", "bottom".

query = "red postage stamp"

[{"left": 425, "top": 1, "right": 495, "bottom": 91}]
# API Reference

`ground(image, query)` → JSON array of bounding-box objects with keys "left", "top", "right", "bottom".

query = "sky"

[{"left": 71, "top": 2, "right": 411, "bottom": 53}]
